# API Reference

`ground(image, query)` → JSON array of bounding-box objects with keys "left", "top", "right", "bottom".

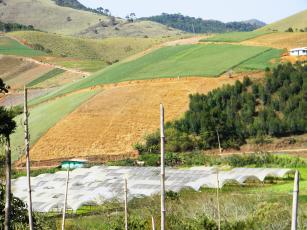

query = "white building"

[{"left": 289, "top": 47, "right": 307, "bottom": 56}]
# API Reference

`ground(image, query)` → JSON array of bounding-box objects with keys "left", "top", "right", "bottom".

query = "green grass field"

[
  {"left": 30, "top": 43, "right": 281, "bottom": 105},
  {"left": 26, "top": 68, "right": 66, "bottom": 87},
  {"left": 236, "top": 48, "right": 284, "bottom": 71},
  {"left": 202, "top": 31, "right": 270, "bottom": 42},
  {"left": 10, "top": 90, "right": 97, "bottom": 161},
  {"left": 0, "top": 36, "right": 45, "bottom": 56}
]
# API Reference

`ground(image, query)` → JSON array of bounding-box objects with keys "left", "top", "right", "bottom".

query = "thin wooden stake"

[
  {"left": 216, "top": 169, "right": 221, "bottom": 230},
  {"left": 291, "top": 170, "right": 300, "bottom": 230},
  {"left": 151, "top": 216, "right": 156, "bottom": 230},
  {"left": 160, "top": 104, "right": 166, "bottom": 230},
  {"left": 24, "top": 87, "right": 34, "bottom": 230},
  {"left": 216, "top": 129, "right": 222, "bottom": 154},
  {"left": 124, "top": 178, "right": 128, "bottom": 230},
  {"left": 62, "top": 166, "right": 70, "bottom": 230}
]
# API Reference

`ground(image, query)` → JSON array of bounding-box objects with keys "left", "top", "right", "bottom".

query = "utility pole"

[
  {"left": 62, "top": 166, "right": 70, "bottom": 230},
  {"left": 124, "top": 178, "right": 128, "bottom": 230},
  {"left": 291, "top": 170, "right": 300, "bottom": 230},
  {"left": 160, "top": 104, "right": 166, "bottom": 230},
  {"left": 216, "top": 129, "right": 222, "bottom": 154},
  {"left": 24, "top": 87, "right": 34, "bottom": 230}
]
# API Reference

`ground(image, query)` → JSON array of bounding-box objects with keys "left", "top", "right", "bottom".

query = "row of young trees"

[
  {"left": 0, "top": 22, "right": 35, "bottom": 32},
  {"left": 141, "top": 13, "right": 262, "bottom": 33},
  {"left": 137, "top": 63, "right": 307, "bottom": 153}
]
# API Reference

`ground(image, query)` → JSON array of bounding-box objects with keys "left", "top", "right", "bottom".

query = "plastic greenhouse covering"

[{"left": 11, "top": 166, "right": 294, "bottom": 213}]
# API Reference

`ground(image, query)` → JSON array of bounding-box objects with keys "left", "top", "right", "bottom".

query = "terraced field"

[
  {"left": 28, "top": 74, "right": 264, "bottom": 163},
  {"left": 30, "top": 43, "right": 281, "bottom": 105}
]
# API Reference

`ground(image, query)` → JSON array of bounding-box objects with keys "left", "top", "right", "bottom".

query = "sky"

[{"left": 78, "top": 0, "right": 306, "bottom": 23}]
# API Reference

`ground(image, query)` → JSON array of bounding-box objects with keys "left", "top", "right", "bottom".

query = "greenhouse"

[{"left": 11, "top": 166, "right": 294, "bottom": 213}]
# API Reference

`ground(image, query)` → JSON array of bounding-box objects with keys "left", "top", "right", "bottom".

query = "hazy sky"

[{"left": 78, "top": 0, "right": 306, "bottom": 23}]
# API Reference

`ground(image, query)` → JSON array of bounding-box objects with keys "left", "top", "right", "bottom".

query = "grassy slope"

[
  {"left": 258, "top": 9, "right": 307, "bottom": 32},
  {"left": 202, "top": 31, "right": 269, "bottom": 42},
  {"left": 10, "top": 90, "right": 97, "bottom": 161},
  {"left": 0, "top": 0, "right": 105, "bottom": 35},
  {"left": 0, "top": 0, "right": 184, "bottom": 38},
  {"left": 30, "top": 44, "right": 281, "bottom": 105},
  {"left": 0, "top": 36, "right": 45, "bottom": 56},
  {"left": 10, "top": 31, "right": 165, "bottom": 60},
  {"left": 26, "top": 68, "right": 66, "bottom": 87}
]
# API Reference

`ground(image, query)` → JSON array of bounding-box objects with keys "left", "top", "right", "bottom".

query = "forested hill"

[
  {"left": 141, "top": 13, "right": 266, "bottom": 33},
  {"left": 138, "top": 63, "right": 307, "bottom": 153},
  {"left": 51, "top": 0, "right": 111, "bottom": 15}
]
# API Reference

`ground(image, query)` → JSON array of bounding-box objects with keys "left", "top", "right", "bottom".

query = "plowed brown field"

[{"left": 30, "top": 73, "right": 263, "bottom": 163}]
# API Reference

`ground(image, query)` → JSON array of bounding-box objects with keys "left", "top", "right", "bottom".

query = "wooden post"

[
  {"left": 4, "top": 136, "right": 11, "bottom": 230},
  {"left": 216, "top": 169, "right": 221, "bottom": 230},
  {"left": 151, "top": 216, "right": 156, "bottom": 230},
  {"left": 24, "top": 87, "right": 34, "bottom": 230},
  {"left": 62, "top": 166, "right": 70, "bottom": 230},
  {"left": 124, "top": 178, "right": 128, "bottom": 230},
  {"left": 216, "top": 129, "right": 222, "bottom": 154},
  {"left": 160, "top": 104, "right": 166, "bottom": 230},
  {"left": 291, "top": 170, "right": 300, "bottom": 230}
]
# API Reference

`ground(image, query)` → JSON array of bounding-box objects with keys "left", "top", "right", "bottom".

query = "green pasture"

[
  {"left": 27, "top": 68, "right": 66, "bottom": 87},
  {"left": 236, "top": 48, "right": 284, "bottom": 71},
  {"left": 10, "top": 90, "right": 97, "bottom": 161},
  {"left": 0, "top": 36, "right": 45, "bottom": 56},
  {"left": 202, "top": 31, "right": 270, "bottom": 42},
  {"left": 30, "top": 43, "right": 282, "bottom": 105}
]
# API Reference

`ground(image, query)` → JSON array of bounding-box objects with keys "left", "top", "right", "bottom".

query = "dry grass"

[
  {"left": 243, "top": 32, "right": 307, "bottom": 49},
  {"left": 29, "top": 74, "right": 264, "bottom": 162}
]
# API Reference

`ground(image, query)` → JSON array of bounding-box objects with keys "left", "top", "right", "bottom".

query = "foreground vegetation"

[{"left": 138, "top": 63, "right": 306, "bottom": 153}]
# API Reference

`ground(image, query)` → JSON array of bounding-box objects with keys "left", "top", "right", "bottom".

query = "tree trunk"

[{"left": 4, "top": 136, "right": 11, "bottom": 230}]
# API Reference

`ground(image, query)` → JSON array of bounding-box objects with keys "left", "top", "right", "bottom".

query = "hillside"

[
  {"left": 258, "top": 9, "right": 307, "bottom": 32},
  {"left": 9, "top": 31, "right": 170, "bottom": 72},
  {"left": 141, "top": 13, "right": 265, "bottom": 33},
  {"left": 28, "top": 43, "right": 282, "bottom": 105},
  {"left": 0, "top": 0, "right": 184, "bottom": 37}
]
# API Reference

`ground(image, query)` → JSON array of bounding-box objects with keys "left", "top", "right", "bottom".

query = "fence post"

[
  {"left": 62, "top": 166, "right": 70, "bottom": 230},
  {"left": 124, "top": 178, "right": 128, "bottom": 230},
  {"left": 24, "top": 87, "right": 34, "bottom": 230},
  {"left": 291, "top": 170, "right": 300, "bottom": 230},
  {"left": 160, "top": 104, "right": 166, "bottom": 230}
]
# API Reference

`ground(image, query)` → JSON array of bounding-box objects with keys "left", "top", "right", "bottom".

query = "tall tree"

[
  {"left": 0, "top": 79, "right": 16, "bottom": 230},
  {"left": 0, "top": 107, "right": 16, "bottom": 230}
]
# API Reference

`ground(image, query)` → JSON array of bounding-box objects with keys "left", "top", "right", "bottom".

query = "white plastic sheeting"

[{"left": 11, "top": 166, "right": 294, "bottom": 212}]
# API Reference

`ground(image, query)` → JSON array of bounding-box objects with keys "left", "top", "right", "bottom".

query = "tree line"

[
  {"left": 141, "top": 13, "right": 264, "bottom": 33},
  {"left": 0, "top": 22, "right": 35, "bottom": 32},
  {"left": 137, "top": 63, "right": 307, "bottom": 153},
  {"left": 52, "top": 0, "right": 112, "bottom": 16}
]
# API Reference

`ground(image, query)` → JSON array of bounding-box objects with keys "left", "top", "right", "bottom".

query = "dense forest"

[
  {"left": 137, "top": 63, "right": 307, "bottom": 153},
  {"left": 141, "top": 13, "right": 265, "bottom": 33},
  {"left": 0, "top": 22, "right": 35, "bottom": 32},
  {"left": 52, "top": 0, "right": 111, "bottom": 16}
]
